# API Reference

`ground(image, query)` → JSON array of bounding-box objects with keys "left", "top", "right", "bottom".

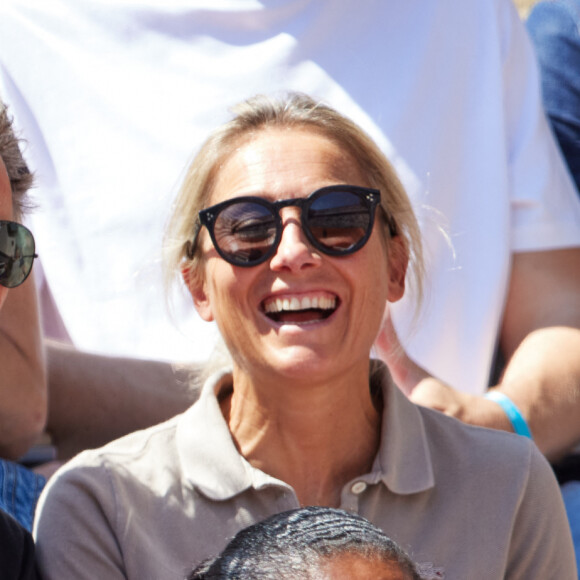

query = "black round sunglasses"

[
  {"left": 187, "top": 185, "right": 397, "bottom": 267},
  {"left": 0, "top": 220, "right": 37, "bottom": 288}
]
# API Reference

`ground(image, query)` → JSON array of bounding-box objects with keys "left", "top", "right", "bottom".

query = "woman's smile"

[
  {"left": 191, "top": 126, "right": 398, "bottom": 383},
  {"left": 261, "top": 291, "right": 339, "bottom": 324}
]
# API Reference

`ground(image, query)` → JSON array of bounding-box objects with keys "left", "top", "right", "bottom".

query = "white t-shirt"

[{"left": 1, "top": 0, "right": 579, "bottom": 394}]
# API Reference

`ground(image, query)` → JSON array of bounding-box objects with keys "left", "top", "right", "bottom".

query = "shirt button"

[{"left": 351, "top": 481, "right": 367, "bottom": 495}]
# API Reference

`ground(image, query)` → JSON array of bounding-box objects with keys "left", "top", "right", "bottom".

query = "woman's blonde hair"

[{"left": 164, "top": 92, "right": 423, "bottom": 308}]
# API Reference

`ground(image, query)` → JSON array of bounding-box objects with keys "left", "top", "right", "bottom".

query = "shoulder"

[
  {"left": 377, "top": 359, "right": 540, "bottom": 477},
  {"left": 37, "top": 369, "right": 230, "bottom": 509},
  {"left": 377, "top": 361, "right": 547, "bottom": 490},
  {"left": 52, "top": 409, "right": 186, "bottom": 482},
  {"left": 420, "top": 408, "right": 575, "bottom": 576},
  {"left": 33, "top": 408, "right": 194, "bottom": 574},
  {"left": 35, "top": 410, "right": 189, "bottom": 521},
  {"left": 419, "top": 404, "right": 555, "bottom": 489},
  {"left": 420, "top": 402, "right": 532, "bottom": 457}
]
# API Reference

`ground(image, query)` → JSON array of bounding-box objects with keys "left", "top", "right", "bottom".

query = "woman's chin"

[{"left": 257, "top": 344, "right": 336, "bottom": 381}]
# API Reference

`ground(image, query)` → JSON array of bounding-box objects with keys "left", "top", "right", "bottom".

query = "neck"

[{"left": 223, "top": 361, "right": 382, "bottom": 507}]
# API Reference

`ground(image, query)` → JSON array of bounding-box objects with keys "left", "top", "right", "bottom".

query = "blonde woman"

[{"left": 34, "top": 94, "right": 576, "bottom": 579}]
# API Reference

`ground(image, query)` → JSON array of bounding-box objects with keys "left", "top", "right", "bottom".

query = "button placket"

[
  {"left": 339, "top": 480, "right": 368, "bottom": 512},
  {"left": 351, "top": 481, "right": 367, "bottom": 495}
]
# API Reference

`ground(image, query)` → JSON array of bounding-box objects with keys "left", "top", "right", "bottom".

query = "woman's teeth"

[{"left": 263, "top": 295, "right": 336, "bottom": 314}]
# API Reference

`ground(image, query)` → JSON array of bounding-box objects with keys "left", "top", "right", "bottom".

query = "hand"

[
  {"left": 409, "top": 380, "right": 513, "bottom": 432},
  {"left": 409, "top": 379, "right": 470, "bottom": 416},
  {"left": 376, "top": 307, "right": 514, "bottom": 434},
  {"left": 375, "top": 307, "right": 430, "bottom": 396}
]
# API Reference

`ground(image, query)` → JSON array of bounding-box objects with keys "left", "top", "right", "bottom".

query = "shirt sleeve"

[
  {"left": 500, "top": 0, "right": 580, "bottom": 252},
  {"left": 33, "top": 457, "right": 126, "bottom": 580},
  {"left": 506, "top": 442, "right": 577, "bottom": 578}
]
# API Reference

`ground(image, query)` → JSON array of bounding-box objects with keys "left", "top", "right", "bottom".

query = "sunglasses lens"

[
  {"left": 0, "top": 222, "right": 36, "bottom": 288},
  {"left": 201, "top": 187, "right": 377, "bottom": 266},
  {"left": 307, "top": 191, "right": 372, "bottom": 253},
  {"left": 214, "top": 201, "right": 277, "bottom": 265}
]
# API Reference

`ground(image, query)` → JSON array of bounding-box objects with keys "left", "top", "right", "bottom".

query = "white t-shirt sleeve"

[{"left": 501, "top": 0, "right": 580, "bottom": 252}]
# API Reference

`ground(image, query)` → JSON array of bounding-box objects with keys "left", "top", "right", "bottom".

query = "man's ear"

[
  {"left": 182, "top": 263, "right": 214, "bottom": 322},
  {"left": 386, "top": 236, "right": 407, "bottom": 303}
]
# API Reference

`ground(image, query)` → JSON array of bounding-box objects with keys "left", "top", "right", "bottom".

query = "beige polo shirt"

[{"left": 34, "top": 362, "right": 576, "bottom": 579}]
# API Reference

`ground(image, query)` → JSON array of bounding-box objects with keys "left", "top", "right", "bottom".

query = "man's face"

[{"left": 0, "top": 158, "right": 14, "bottom": 309}]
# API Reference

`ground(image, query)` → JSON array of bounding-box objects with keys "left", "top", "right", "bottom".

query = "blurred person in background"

[
  {"left": 527, "top": 0, "right": 580, "bottom": 570},
  {"left": 0, "top": 100, "right": 44, "bottom": 578}
]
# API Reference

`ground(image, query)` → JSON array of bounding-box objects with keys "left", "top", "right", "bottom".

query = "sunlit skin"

[
  {"left": 315, "top": 553, "right": 413, "bottom": 580},
  {"left": 187, "top": 127, "right": 406, "bottom": 506},
  {"left": 0, "top": 158, "right": 13, "bottom": 309},
  {"left": 190, "top": 128, "right": 405, "bottom": 387}
]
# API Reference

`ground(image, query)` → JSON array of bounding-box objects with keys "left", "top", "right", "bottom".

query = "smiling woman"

[
  {"left": 168, "top": 92, "right": 423, "bottom": 310},
  {"left": 33, "top": 93, "right": 576, "bottom": 580},
  {"left": 172, "top": 115, "right": 415, "bottom": 387}
]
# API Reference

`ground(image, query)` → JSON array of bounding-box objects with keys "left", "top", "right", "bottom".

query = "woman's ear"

[
  {"left": 182, "top": 263, "right": 214, "bottom": 322},
  {"left": 386, "top": 236, "right": 407, "bottom": 303}
]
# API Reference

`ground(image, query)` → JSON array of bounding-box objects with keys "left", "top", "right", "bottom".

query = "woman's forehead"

[{"left": 210, "top": 128, "right": 368, "bottom": 204}]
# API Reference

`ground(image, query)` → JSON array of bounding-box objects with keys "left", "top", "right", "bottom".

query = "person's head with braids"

[{"left": 187, "top": 507, "right": 430, "bottom": 580}]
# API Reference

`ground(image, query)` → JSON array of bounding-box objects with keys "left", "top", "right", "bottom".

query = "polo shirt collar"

[
  {"left": 178, "top": 362, "right": 434, "bottom": 500},
  {"left": 177, "top": 369, "right": 260, "bottom": 500},
  {"left": 370, "top": 360, "right": 435, "bottom": 494}
]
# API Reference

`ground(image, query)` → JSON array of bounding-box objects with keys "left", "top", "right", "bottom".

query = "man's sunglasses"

[
  {"left": 0, "top": 221, "right": 37, "bottom": 288},
  {"left": 188, "top": 185, "right": 397, "bottom": 267}
]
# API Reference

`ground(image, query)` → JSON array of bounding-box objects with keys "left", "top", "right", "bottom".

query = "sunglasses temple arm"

[
  {"left": 185, "top": 222, "right": 202, "bottom": 259},
  {"left": 378, "top": 205, "right": 398, "bottom": 237}
]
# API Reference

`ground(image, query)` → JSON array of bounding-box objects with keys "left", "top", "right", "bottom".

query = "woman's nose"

[{"left": 269, "top": 212, "right": 320, "bottom": 272}]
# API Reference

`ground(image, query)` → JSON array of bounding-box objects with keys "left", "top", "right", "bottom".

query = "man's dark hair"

[{"left": 0, "top": 102, "right": 33, "bottom": 218}]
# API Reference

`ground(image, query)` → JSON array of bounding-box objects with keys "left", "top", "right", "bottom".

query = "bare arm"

[
  {"left": 494, "top": 248, "right": 580, "bottom": 459},
  {"left": 381, "top": 248, "right": 580, "bottom": 462},
  {"left": 0, "top": 272, "right": 47, "bottom": 460},
  {"left": 46, "top": 341, "right": 202, "bottom": 460}
]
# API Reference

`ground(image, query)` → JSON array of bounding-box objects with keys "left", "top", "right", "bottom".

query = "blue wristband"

[{"left": 484, "top": 391, "right": 532, "bottom": 439}]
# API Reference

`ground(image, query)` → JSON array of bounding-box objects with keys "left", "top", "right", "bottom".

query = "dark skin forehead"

[{"left": 315, "top": 553, "right": 412, "bottom": 580}]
